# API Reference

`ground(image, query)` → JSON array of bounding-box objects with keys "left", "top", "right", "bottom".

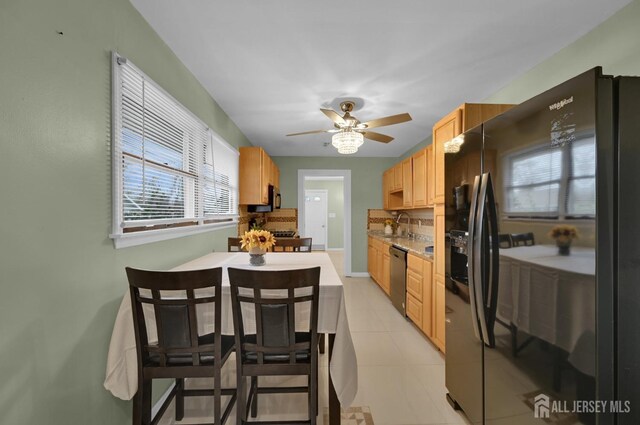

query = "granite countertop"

[{"left": 368, "top": 231, "right": 434, "bottom": 261}]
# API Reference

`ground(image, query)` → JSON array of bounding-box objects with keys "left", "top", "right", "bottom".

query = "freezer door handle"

[
  {"left": 483, "top": 172, "right": 500, "bottom": 348},
  {"left": 475, "top": 173, "right": 491, "bottom": 347},
  {"left": 467, "top": 174, "right": 483, "bottom": 342}
]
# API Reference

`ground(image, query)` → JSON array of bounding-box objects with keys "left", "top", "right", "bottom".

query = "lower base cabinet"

[{"left": 367, "top": 237, "right": 390, "bottom": 295}]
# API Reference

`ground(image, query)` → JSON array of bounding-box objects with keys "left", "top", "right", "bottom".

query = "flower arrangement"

[
  {"left": 240, "top": 229, "right": 276, "bottom": 252},
  {"left": 384, "top": 219, "right": 398, "bottom": 230},
  {"left": 548, "top": 225, "right": 579, "bottom": 244}
]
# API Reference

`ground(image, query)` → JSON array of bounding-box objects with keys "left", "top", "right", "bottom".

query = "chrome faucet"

[{"left": 396, "top": 212, "right": 412, "bottom": 237}]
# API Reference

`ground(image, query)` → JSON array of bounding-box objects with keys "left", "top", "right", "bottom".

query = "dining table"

[{"left": 104, "top": 251, "right": 357, "bottom": 424}]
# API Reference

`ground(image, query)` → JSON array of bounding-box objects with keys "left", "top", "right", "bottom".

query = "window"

[
  {"left": 111, "top": 54, "right": 238, "bottom": 247},
  {"left": 503, "top": 138, "right": 595, "bottom": 219}
]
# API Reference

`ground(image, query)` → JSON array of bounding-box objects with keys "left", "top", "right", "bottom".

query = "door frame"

[
  {"left": 303, "top": 189, "right": 329, "bottom": 251},
  {"left": 298, "top": 169, "right": 352, "bottom": 277}
]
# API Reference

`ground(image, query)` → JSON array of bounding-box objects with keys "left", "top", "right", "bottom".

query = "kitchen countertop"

[{"left": 368, "top": 231, "right": 434, "bottom": 261}]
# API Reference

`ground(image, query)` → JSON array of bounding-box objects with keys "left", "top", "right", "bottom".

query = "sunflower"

[{"left": 240, "top": 229, "right": 276, "bottom": 251}]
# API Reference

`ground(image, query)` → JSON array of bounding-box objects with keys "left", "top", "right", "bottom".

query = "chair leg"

[
  {"left": 133, "top": 378, "right": 152, "bottom": 425},
  {"left": 214, "top": 369, "right": 222, "bottom": 424},
  {"left": 236, "top": 373, "right": 246, "bottom": 425},
  {"left": 250, "top": 376, "right": 258, "bottom": 418},
  {"left": 318, "top": 333, "right": 325, "bottom": 354},
  {"left": 175, "top": 378, "right": 184, "bottom": 421},
  {"left": 310, "top": 362, "right": 318, "bottom": 425}
]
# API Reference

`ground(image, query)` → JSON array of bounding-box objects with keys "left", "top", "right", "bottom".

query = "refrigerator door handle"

[
  {"left": 467, "top": 174, "right": 483, "bottom": 342},
  {"left": 484, "top": 172, "right": 500, "bottom": 348},
  {"left": 475, "top": 173, "right": 490, "bottom": 347}
]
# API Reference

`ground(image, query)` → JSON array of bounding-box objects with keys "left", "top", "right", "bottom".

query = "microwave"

[{"left": 248, "top": 185, "right": 281, "bottom": 213}]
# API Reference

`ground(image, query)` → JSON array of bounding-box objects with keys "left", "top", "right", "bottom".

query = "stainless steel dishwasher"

[{"left": 389, "top": 245, "right": 408, "bottom": 316}]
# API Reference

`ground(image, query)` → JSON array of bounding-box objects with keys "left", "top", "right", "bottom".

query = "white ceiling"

[{"left": 130, "top": 0, "right": 629, "bottom": 158}]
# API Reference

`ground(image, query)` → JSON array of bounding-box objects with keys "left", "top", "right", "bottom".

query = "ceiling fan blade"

[
  {"left": 286, "top": 129, "right": 335, "bottom": 136},
  {"left": 362, "top": 131, "right": 394, "bottom": 143},
  {"left": 320, "top": 108, "right": 346, "bottom": 125},
  {"left": 361, "top": 112, "right": 412, "bottom": 129}
]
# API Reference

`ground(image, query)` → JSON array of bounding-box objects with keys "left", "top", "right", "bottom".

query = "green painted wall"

[
  {"left": 0, "top": 0, "right": 250, "bottom": 424},
  {"left": 272, "top": 157, "right": 396, "bottom": 273},
  {"left": 304, "top": 180, "right": 345, "bottom": 249}
]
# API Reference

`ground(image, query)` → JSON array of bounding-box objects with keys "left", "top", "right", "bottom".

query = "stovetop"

[{"left": 270, "top": 230, "right": 297, "bottom": 238}]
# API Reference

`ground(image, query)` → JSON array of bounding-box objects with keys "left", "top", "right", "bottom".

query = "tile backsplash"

[
  {"left": 368, "top": 208, "right": 434, "bottom": 241},
  {"left": 238, "top": 206, "right": 298, "bottom": 235}
]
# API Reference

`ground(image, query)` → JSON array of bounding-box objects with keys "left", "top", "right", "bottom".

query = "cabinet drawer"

[
  {"left": 407, "top": 253, "right": 423, "bottom": 273},
  {"left": 406, "top": 294, "right": 422, "bottom": 328},
  {"left": 406, "top": 269, "right": 423, "bottom": 301}
]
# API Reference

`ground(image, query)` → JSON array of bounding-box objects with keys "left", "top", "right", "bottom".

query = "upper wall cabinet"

[
  {"left": 239, "top": 147, "right": 280, "bottom": 205},
  {"left": 432, "top": 103, "right": 514, "bottom": 204},
  {"left": 383, "top": 146, "right": 434, "bottom": 211}
]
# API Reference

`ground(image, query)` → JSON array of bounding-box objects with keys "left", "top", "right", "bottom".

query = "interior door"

[{"left": 304, "top": 190, "right": 328, "bottom": 250}]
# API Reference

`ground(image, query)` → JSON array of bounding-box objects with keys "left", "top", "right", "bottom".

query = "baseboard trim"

[
  {"left": 152, "top": 382, "right": 176, "bottom": 418},
  {"left": 347, "top": 272, "right": 370, "bottom": 278},
  {"left": 326, "top": 248, "right": 344, "bottom": 251}
]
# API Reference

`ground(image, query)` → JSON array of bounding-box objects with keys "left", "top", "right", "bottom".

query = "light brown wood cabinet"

[
  {"left": 412, "top": 149, "right": 427, "bottom": 207},
  {"left": 239, "top": 147, "right": 280, "bottom": 205},
  {"left": 367, "top": 237, "right": 391, "bottom": 295},
  {"left": 427, "top": 145, "right": 435, "bottom": 206},
  {"left": 433, "top": 274, "right": 446, "bottom": 352},
  {"left": 402, "top": 157, "right": 413, "bottom": 208},
  {"left": 383, "top": 145, "right": 433, "bottom": 211},
  {"left": 406, "top": 253, "right": 437, "bottom": 343},
  {"left": 432, "top": 203, "right": 446, "bottom": 352}
]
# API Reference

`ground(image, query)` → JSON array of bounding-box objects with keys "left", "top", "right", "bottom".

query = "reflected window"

[{"left": 503, "top": 138, "right": 595, "bottom": 219}]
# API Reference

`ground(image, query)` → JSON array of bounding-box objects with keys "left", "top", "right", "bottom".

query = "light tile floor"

[{"left": 158, "top": 251, "right": 471, "bottom": 425}]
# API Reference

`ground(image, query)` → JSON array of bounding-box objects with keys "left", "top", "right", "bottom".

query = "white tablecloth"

[
  {"left": 104, "top": 252, "right": 357, "bottom": 406},
  {"left": 497, "top": 245, "right": 595, "bottom": 375}
]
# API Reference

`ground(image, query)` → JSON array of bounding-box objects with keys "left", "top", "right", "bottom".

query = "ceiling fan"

[{"left": 286, "top": 101, "right": 412, "bottom": 153}]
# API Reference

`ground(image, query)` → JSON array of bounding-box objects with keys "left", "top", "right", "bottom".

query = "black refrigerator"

[{"left": 444, "top": 67, "right": 640, "bottom": 425}]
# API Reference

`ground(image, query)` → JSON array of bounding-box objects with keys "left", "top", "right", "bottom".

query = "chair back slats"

[
  {"left": 272, "top": 238, "right": 313, "bottom": 253},
  {"left": 126, "top": 267, "right": 223, "bottom": 368},
  {"left": 228, "top": 237, "right": 243, "bottom": 252},
  {"left": 228, "top": 267, "right": 320, "bottom": 366},
  {"left": 511, "top": 232, "right": 535, "bottom": 247}
]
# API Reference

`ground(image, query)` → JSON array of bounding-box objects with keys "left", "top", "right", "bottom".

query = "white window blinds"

[{"left": 112, "top": 54, "right": 238, "bottom": 240}]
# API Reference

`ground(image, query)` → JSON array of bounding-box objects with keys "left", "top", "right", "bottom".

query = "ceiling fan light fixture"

[{"left": 331, "top": 130, "right": 364, "bottom": 154}]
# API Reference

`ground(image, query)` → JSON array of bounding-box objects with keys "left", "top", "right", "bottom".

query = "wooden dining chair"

[
  {"left": 511, "top": 232, "right": 535, "bottom": 247},
  {"left": 126, "top": 267, "right": 236, "bottom": 425},
  {"left": 228, "top": 267, "right": 321, "bottom": 425},
  {"left": 498, "top": 234, "right": 513, "bottom": 249},
  {"left": 271, "top": 237, "right": 313, "bottom": 253},
  {"left": 228, "top": 237, "right": 243, "bottom": 252}
]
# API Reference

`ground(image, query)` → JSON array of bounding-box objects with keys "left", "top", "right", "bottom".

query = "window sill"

[{"left": 110, "top": 221, "right": 238, "bottom": 249}]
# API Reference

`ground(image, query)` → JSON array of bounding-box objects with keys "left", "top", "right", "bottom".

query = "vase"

[
  {"left": 557, "top": 240, "right": 571, "bottom": 256},
  {"left": 249, "top": 247, "right": 266, "bottom": 266},
  {"left": 384, "top": 224, "right": 393, "bottom": 236}
]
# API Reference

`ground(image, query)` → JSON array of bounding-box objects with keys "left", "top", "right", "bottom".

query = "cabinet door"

[
  {"left": 239, "top": 147, "right": 262, "bottom": 205},
  {"left": 421, "top": 260, "right": 433, "bottom": 337},
  {"left": 433, "top": 275, "right": 446, "bottom": 352},
  {"left": 383, "top": 169, "right": 392, "bottom": 210},
  {"left": 367, "top": 238, "right": 375, "bottom": 278},
  {"left": 433, "top": 109, "right": 461, "bottom": 204},
  {"left": 381, "top": 251, "right": 391, "bottom": 295},
  {"left": 412, "top": 149, "right": 427, "bottom": 207},
  {"left": 434, "top": 204, "right": 446, "bottom": 279},
  {"left": 427, "top": 145, "right": 435, "bottom": 206},
  {"left": 393, "top": 163, "right": 403, "bottom": 190},
  {"left": 406, "top": 294, "right": 423, "bottom": 328},
  {"left": 260, "top": 149, "right": 271, "bottom": 204},
  {"left": 375, "top": 246, "right": 383, "bottom": 285},
  {"left": 402, "top": 157, "right": 413, "bottom": 207}
]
